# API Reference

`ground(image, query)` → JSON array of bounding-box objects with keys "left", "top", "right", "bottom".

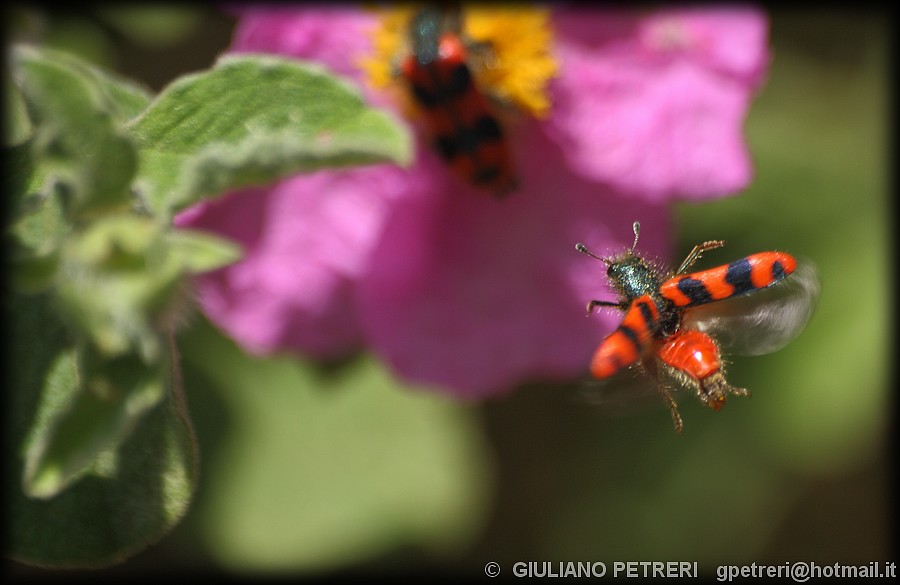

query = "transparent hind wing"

[
  {"left": 578, "top": 364, "right": 659, "bottom": 414},
  {"left": 681, "top": 261, "right": 820, "bottom": 356},
  {"left": 578, "top": 357, "right": 693, "bottom": 418}
]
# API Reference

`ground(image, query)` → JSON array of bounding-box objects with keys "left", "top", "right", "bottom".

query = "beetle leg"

[
  {"left": 585, "top": 299, "right": 621, "bottom": 315},
  {"left": 676, "top": 240, "right": 726, "bottom": 275},
  {"left": 658, "top": 384, "right": 684, "bottom": 435}
]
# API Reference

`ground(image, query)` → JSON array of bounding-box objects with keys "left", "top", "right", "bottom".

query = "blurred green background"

[{"left": 9, "top": 5, "right": 891, "bottom": 576}]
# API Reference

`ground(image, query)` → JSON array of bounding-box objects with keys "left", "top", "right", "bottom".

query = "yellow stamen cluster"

[
  {"left": 463, "top": 6, "right": 557, "bottom": 118},
  {"left": 360, "top": 4, "right": 558, "bottom": 119},
  {"left": 359, "top": 6, "right": 417, "bottom": 93}
]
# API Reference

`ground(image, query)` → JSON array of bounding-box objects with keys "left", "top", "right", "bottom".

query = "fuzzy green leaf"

[
  {"left": 5, "top": 71, "right": 31, "bottom": 145},
  {"left": 23, "top": 350, "right": 166, "bottom": 499},
  {"left": 128, "top": 54, "right": 412, "bottom": 217},
  {"left": 10, "top": 45, "right": 144, "bottom": 218},
  {"left": 5, "top": 293, "right": 197, "bottom": 568},
  {"left": 55, "top": 215, "right": 186, "bottom": 361},
  {"left": 165, "top": 229, "right": 243, "bottom": 273},
  {"left": 13, "top": 44, "right": 153, "bottom": 124},
  {"left": 8, "top": 143, "right": 66, "bottom": 293}
]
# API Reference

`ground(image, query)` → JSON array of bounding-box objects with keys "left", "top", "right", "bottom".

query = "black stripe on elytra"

[
  {"left": 613, "top": 298, "right": 659, "bottom": 356},
  {"left": 435, "top": 115, "right": 504, "bottom": 159},
  {"left": 634, "top": 299, "right": 660, "bottom": 337},
  {"left": 616, "top": 324, "right": 643, "bottom": 354},
  {"left": 676, "top": 276, "right": 713, "bottom": 306},
  {"left": 771, "top": 259, "right": 787, "bottom": 281},
  {"left": 725, "top": 257, "right": 756, "bottom": 296},
  {"left": 472, "top": 166, "right": 502, "bottom": 185},
  {"left": 411, "top": 63, "right": 472, "bottom": 108},
  {"left": 472, "top": 115, "right": 503, "bottom": 141}
]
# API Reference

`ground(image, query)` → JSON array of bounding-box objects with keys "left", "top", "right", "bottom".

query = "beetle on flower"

[{"left": 177, "top": 5, "right": 770, "bottom": 397}]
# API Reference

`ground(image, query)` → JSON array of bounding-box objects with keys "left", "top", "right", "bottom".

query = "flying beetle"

[{"left": 577, "top": 222, "right": 819, "bottom": 433}]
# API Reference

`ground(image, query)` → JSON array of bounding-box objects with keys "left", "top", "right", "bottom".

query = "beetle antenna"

[
  {"left": 630, "top": 221, "right": 641, "bottom": 255},
  {"left": 575, "top": 243, "right": 611, "bottom": 264}
]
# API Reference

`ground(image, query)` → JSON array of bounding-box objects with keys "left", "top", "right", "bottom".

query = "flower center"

[{"left": 361, "top": 5, "right": 558, "bottom": 119}]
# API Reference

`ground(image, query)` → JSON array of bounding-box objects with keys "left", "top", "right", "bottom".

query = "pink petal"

[
  {"left": 358, "top": 122, "right": 672, "bottom": 397},
  {"left": 641, "top": 7, "right": 770, "bottom": 84},
  {"left": 549, "top": 7, "right": 769, "bottom": 200},
  {"left": 176, "top": 166, "right": 409, "bottom": 358}
]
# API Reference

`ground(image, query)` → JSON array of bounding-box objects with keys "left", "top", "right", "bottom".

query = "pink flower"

[
  {"left": 178, "top": 6, "right": 769, "bottom": 397},
  {"left": 548, "top": 7, "right": 769, "bottom": 199}
]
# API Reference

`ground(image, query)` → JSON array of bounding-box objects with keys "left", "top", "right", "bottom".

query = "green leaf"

[
  {"left": 5, "top": 70, "right": 32, "bottom": 145},
  {"left": 23, "top": 349, "right": 167, "bottom": 499},
  {"left": 50, "top": 215, "right": 231, "bottom": 360},
  {"left": 5, "top": 45, "right": 205, "bottom": 564},
  {"left": 7, "top": 145, "right": 67, "bottom": 293},
  {"left": 55, "top": 215, "right": 182, "bottom": 361},
  {"left": 88, "top": 68, "right": 153, "bottom": 125},
  {"left": 10, "top": 45, "right": 143, "bottom": 217},
  {"left": 166, "top": 229, "right": 243, "bottom": 274},
  {"left": 5, "top": 293, "right": 197, "bottom": 567},
  {"left": 128, "top": 54, "right": 412, "bottom": 217},
  {"left": 10, "top": 396, "right": 197, "bottom": 567},
  {"left": 9, "top": 244, "right": 61, "bottom": 294},
  {"left": 5, "top": 292, "right": 75, "bottom": 476},
  {"left": 13, "top": 44, "right": 153, "bottom": 124}
]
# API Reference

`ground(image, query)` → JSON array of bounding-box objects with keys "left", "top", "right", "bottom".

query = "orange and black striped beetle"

[
  {"left": 401, "top": 7, "right": 517, "bottom": 196},
  {"left": 577, "top": 222, "right": 819, "bottom": 434}
]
